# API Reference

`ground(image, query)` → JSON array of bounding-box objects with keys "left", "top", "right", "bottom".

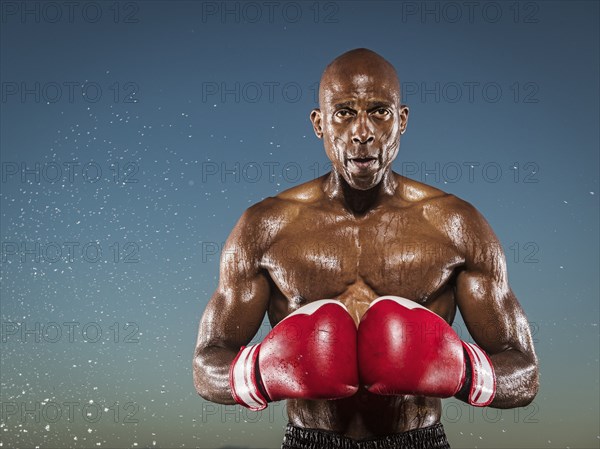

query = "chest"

[{"left": 262, "top": 211, "right": 464, "bottom": 303}]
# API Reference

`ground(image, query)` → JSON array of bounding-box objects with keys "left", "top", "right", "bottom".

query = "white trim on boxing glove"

[
  {"left": 229, "top": 344, "right": 268, "bottom": 411},
  {"left": 369, "top": 296, "right": 427, "bottom": 311},
  {"left": 462, "top": 341, "right": 496, "bottom": 407},
  {"left": 284, "top": 299, "right": 350, "bottom": 319}
]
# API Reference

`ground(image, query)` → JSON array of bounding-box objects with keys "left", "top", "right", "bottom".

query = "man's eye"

[
  {"left": 374, "top": 108, "right": 390, "bottom": 116},
  {"left": 335, "top": 110, "right": 352, "bottom": 118}
]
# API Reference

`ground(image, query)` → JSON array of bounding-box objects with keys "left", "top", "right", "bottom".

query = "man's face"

[{"left": 311, "top": 70, "right": 409, "bottom": 191}]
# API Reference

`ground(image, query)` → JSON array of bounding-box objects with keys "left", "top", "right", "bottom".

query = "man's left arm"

[{"left": 454, "top": 204, "right": 539, "bottom": 408}]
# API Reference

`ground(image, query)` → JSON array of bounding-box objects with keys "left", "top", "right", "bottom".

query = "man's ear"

[
  {"left": 310, "top": 109, "right": 323, "bottom": 139},
  {"left": 399, "top": 105, "right": 409, "bottom": 135}
]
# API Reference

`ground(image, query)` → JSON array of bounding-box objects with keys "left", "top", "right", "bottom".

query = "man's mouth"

[{"left": 348, "top": 157, "right": 378, "bottom": 169}]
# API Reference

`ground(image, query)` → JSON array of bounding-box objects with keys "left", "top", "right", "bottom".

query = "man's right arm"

[{"left": 193, "top": 206, "right": 271, "bottom": 404}]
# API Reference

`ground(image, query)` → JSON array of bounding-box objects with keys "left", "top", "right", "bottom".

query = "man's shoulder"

[
  {"left": 275, "top": 176, "right": 326, "bottom": 204},
  {"left": 397, "top": 174, "right": 485, "bottom": 228},
  {"left": 399, "top": 176, "right": 499, "bottom": 256},
  {"left": 238, "top": 177, "right": 324, "bottom": 229},
  {"left": 397, "top": 174, "right": 448, "bottom": 203}
]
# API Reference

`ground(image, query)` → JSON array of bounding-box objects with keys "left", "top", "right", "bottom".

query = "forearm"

[
  {"left": 193, "top": 345, "right": 238, "bottom": 405},
  {"left": 488, "top": 347, "right": 539, "bottom": 408}
]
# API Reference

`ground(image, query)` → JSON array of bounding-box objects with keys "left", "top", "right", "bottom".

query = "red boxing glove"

[
  {"left": 358, "top": 296, "right": 495, "bottom": 407},
  {"left": 230, "top": 300, "right": 359, "bottom": 411}
]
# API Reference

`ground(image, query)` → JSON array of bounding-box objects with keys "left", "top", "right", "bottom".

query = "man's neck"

[{"left": 323, "top": 170, "right": 398, "bottom": 216}]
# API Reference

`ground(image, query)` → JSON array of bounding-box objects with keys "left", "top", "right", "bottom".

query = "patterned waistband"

[{"left": 282, "top": 422, "right": 451, "bottom": 449}]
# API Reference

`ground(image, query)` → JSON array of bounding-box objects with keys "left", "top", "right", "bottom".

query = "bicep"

[
  {"left": 455, "top": 268, "right": 534, "bottom": 356},
  {"left": 453, "top": 205, "right": 535, "bottom": 357},
  {"left": 196, "top": 210, "right": 272, "bottom": 352},
  {"left": 198, "top": 272, "right": 271, "bottom": 351}
]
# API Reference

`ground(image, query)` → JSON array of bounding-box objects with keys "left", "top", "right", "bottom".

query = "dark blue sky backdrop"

[{"left": 1, "top": 1, "right": 598, "bottom": 447}]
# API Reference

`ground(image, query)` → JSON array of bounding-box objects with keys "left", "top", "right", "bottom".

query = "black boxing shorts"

[{"left": 281, "top": 422, "right": 451, "bottom": 449}]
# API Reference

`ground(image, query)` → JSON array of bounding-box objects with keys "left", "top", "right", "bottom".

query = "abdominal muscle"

[{"left": 286, "top": 388, "right": 442, "bottom": 439}]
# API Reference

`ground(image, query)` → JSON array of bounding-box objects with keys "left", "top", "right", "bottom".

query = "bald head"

[
  {"left": 319, "top": 48, "right": 401, "bottom": 107},
  {"left": 310, "top": 48, "right": 409, "bottom": 191}
]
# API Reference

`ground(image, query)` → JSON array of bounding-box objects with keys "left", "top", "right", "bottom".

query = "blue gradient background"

[{"left": 1, "top": 1, "right": 598, "bottom": 448}]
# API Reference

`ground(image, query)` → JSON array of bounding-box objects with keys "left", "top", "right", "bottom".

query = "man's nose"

[{"left": 352, "top": 113, "right": 375, "bottom": 145}]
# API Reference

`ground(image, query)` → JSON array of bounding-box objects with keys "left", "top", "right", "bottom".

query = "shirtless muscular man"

[{"left": 193, "top": 48, "right": 539, "bottom": 449}]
